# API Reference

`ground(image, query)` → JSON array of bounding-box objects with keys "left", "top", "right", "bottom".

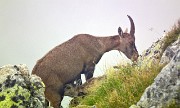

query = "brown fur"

[
  {"left": 32, "top": 15, "right": 138, "bottom": 108},
  {"left": 64, "top": 76, "right": 106, "bottom": 107},
  {"left": 64, "top": 75, "right": 106, "bottom": 97}
]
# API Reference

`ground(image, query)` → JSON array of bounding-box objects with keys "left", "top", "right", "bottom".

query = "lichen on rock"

[
  {"left": 160, "top": 36, "right": 180, "bottom": 64},
  {"left": 137, "top": 38, "right": 164, "bottom": 68},
  {"left": 0, "top": 64, "right": 46, "bottom": 108},
  {"left": 130, "top": 40, "right": 180, "bottom": 108}
]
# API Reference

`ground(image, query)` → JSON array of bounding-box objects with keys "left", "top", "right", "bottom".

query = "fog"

[{"left": 0, "top": 0, "right": 179, "bottom": 107}]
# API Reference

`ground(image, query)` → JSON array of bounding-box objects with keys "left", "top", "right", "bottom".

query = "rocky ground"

[
  {"left": 0, "top": 64, "right": 46, "bottom": 108},
  {"left": 131, "top": 37, "right": 180, "bottom": 108}
]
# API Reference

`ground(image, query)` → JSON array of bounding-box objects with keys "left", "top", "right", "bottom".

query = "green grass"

[{"left": 73, "top": 65, "right": 163, "bottom": 108}]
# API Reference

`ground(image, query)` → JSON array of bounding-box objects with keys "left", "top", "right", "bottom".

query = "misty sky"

[
  {"left": 0, "top": 0, "right": 180, "bottom": 74},
  {"left": 1, "top": 0, "right": 180, "bottom": 107}
]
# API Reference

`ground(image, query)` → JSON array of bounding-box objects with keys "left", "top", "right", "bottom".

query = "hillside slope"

[{"left": 64, "top": 20, "right": 180, "bottom": 108}]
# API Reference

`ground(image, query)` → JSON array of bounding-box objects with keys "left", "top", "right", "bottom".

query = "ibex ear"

[{"left": 118, "top": 27, "right": 124, "bottom": 38}]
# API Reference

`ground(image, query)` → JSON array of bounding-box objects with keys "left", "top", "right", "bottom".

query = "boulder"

[
  {"left": 0, "top": 64, "right": 46, "bottom": 108},
  {"left": 137, "top": 38, "right": 164, "bottom": 67},
  {"left": 131, "top": 49, "right": 180, "bottom": 108},
  {"left": 160, "top": 37, "right": 180, "bottom": 64}
]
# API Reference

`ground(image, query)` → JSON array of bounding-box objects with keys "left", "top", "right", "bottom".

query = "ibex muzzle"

[{"left": 32, "top": 15, "right": 139, "bottom": 108}]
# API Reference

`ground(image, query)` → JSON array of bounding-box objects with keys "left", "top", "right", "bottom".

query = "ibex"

[
  {"left": 64, "top": 76, "right": 106, "bottom": 107},
  {"left": 32, "top": 15, "right": 139, "bottom": 108},
  {"left": 64, "top": 75, "right": 107, "bottom": 97}
]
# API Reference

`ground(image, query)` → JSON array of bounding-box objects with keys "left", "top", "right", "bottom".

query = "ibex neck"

[{"left": 98, "top": 35, "right": 120, "bottom": 53}]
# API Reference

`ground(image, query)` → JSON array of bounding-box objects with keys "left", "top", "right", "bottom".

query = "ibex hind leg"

[
  {"left": 85, "top": 67, "right": 95, "bottom": 81},
  {"left": 45, "top": 85, "right": 63, "bottom": 108},
  {"left": 45, "top": 99, "right": 50, "bottom": 108}
]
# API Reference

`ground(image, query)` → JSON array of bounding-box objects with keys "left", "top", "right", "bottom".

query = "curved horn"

[{"left": 127, "top": 15, "right": 135, "bottom": 36}]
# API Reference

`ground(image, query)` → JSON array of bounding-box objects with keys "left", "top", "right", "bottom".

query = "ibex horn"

[{"left": 127, "top": 15, "right": 135, "bottom": 36}]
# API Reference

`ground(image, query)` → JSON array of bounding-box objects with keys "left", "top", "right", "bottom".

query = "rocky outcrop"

[
  {"left": 0, "top": 64, "right": 46, "bottom": 108},
  {"left": 138, "top": 35, "right": 180, "bottom": 67},
  {"left": 130, "top": 38, "right": 180, "bottom": 108},
  {"left": 160, "top": 37, "right": 180, "bottom": 64},
  {"left": 137, "top": 51, "right": 179, "bottom": 107},
  {"left": 137, "top": 38, "right": 164, "bottom": 67}
]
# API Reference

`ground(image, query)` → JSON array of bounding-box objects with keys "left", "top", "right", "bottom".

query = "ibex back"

[{"left": 32, "top": 15, "right": 139, "bottom": 108}]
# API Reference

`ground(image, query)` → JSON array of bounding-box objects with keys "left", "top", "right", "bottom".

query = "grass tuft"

[{"left": 73, "top": 64, "right": 163, "bottom": 108}]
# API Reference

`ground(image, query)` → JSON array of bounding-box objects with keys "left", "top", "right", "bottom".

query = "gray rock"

[
  {"left": 160, "top": 37, "right": 180, "bottom": 64},
  {"left": 137, "top": 38, "right": 164, "bottom": 68},
  {"left": 0, "top": 64, "right": 46, "bottom": 108},
  {"left": 135, "top": 50, "right": 180, "bottom": 108}
]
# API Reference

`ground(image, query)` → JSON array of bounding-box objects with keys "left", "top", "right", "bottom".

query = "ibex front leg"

[{"left": 85, "top": 66, "right": 95, "bottom": 81}]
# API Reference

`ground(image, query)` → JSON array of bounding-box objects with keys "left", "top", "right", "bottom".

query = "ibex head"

[{"left": 115, "top": 15, "right": 139, "bottom": 62}]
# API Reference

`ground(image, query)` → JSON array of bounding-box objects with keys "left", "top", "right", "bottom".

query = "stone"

[
  {"left": 134, "top": 50, "right": 180, "bottom": 108},
  {"left": 160, "top": 37, "right": 180, "bottom": 64},
  {"left": 137, "top": 38, "right": 164, "bottom": 68},
  {"left": 0, "top": 64, "right": 46, "bottom": 108}
]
